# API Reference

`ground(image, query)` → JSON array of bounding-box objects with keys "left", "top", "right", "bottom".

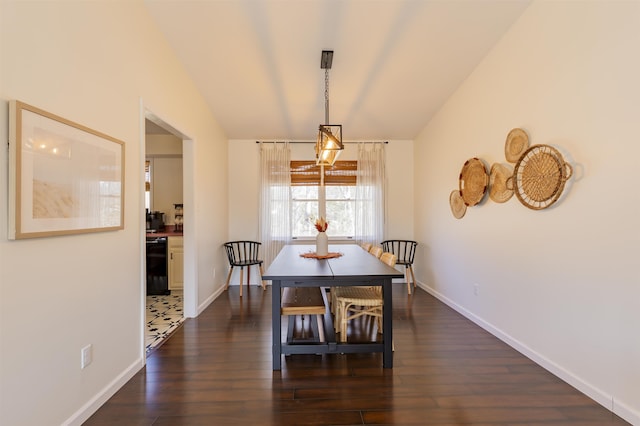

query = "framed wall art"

[{"left": 8, "top": 100, "right": 125, "bottom": 239}]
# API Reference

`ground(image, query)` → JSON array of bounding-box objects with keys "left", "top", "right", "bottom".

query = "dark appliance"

[
  {"left": 146, "top": 236, "right": 169, "bottom": 295},
  {"left": 148, "top": 211, "right": 165, "bottom": 232}
]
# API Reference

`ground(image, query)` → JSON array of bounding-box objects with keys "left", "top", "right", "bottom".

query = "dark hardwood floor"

[{"left": 85, "top": 285, "right": 629, "bottom": 425}]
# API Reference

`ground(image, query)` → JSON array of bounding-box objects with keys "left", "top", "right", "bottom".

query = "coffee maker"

[{"left": 147, "top": 211, "right": 165, "bottom": 232}]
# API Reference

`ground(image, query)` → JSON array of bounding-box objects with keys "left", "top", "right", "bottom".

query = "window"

[
  {"left": 291, "top": 186, "right": 319, "bottom": 237},
  {"left": 145, "top": 160, "right": 152, "bottom": 211},
  {"left": 290, "top": 161, "right": 356, "bottom": 238},
  {"left": 325, "top": 185, "right": 355, "bottom": 237}
]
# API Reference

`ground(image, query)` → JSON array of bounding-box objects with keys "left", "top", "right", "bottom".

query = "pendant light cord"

[{"left": 324, "top": 68, "right": 330, "bottom": 124}]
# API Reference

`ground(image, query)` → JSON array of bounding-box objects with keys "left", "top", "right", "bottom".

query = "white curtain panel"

[
  {"left": 259, "top": 142, "right": 292, "bottom": 268},
  {"left": 355, "top": 143, "right": 386, "bottom": 247}
]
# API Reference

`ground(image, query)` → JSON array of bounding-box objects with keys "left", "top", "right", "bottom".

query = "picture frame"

[{"left": 8, "top": 100, "right": 125, "bottom": 239}]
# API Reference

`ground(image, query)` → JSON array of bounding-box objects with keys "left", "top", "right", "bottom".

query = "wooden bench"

[{"left": 281, "top": 287, "right": 326, "bottom": 343}]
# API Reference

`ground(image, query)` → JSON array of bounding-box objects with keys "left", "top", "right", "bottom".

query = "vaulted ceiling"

[{"left": 144, "top": 0, "right": 530, "bottom": 141}]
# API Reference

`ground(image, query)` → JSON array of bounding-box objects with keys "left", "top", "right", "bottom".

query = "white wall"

[
  {"left": 228, "top": 141, "right": 262, "bottom": 242},
  {"left": 147, "top": 134, "right": 183, "bottom": 225},
  {"left": 146, "top": 133, "right": 183, "bottom": 156},
  {"left": 227, "top": 139, "right": 414, "bottom": 283},
  {"left": 149, "top": 156, "right": 183, "bottom": 224},
  {"left": 0, "top": 2, "right": 228, "bottom": 425},
  {"left": 414, "top": 1, "right": 639, "bottom": 423},
  {"left": 385, "top": 140, "right": 414, "bottom": 240}
]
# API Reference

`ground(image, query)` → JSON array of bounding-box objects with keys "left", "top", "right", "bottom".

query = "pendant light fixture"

[{"left": 315, "top": 50, "right": 343, "bottom": 166}]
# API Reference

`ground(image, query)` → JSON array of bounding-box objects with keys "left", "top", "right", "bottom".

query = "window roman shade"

[{"left": 290, "top": 161, "right": 357, "bottom": 186}]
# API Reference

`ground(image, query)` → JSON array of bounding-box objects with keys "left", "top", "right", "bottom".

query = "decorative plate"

[
  {"left": 507, "top": 144, "right": 573, "bottom": 210},
  {"left": 458, "top": 158, "right": 488, "bottom": 206}
]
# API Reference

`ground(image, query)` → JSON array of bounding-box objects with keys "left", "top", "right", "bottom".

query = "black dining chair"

[
  {"left": 223, "top": 241, "right": 266, "bottom": 297},
  {"left": 381, "top": 240, "right": 417, "bottom": 294}
]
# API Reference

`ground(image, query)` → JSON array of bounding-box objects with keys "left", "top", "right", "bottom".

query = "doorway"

[{"left": 143, "top": 111, "right": 192, "bottom": 354}]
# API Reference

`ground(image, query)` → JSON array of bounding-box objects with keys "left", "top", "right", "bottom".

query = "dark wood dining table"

[{"left": 263, "top": 244, "right": 404, "bottom": 370}]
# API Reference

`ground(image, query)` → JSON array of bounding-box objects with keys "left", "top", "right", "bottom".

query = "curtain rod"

[{"left": 256, "top": 140, "right": 388, "bottom": 144}]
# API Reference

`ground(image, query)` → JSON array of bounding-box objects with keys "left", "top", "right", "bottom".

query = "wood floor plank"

[{"left": 84, "top": 285, "right": 630, "bottom": 425}]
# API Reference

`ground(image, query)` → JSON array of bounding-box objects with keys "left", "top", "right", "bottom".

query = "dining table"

[{"left": 263, "top": 244, "right": 404, "bottom": 370}]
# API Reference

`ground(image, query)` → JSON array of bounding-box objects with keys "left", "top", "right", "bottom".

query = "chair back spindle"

[
  {"left": 381, "top": 240, "right": 416, "bottom": 265},
  {"left": 381, "top": 240, "right": 418, "bottom": 294}
]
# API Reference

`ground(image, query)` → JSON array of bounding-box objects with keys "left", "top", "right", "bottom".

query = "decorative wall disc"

[
  {"left": 507, "top": 144, "right": 573, "bottom": 210},
  {"left": 449, "top": 190, "right": 466, "bottom": 219},
  {"left": 458, "top": 157, "right": 488, "bottom": 206},
  {"left": 505, "top": 128, "right": 529, "bottom": 163},
  {"left": 489, "top": 163, "right": 514, "bottom": 203}
]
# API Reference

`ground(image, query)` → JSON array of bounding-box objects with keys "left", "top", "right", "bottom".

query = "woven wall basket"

[
  {"left": 506, "top": 144, "right": 573, "bottom": 210},
  {"left": 505, "top": 128, "right": 529, "bottom": 163},
  {"left": 489, "top": 163, "right": 514, "bottom": 203},
  {"left": 459, "top": 158, "right": 488, "bottom": 206},
  {"left": 449, "top": 190, "right": 466, "bottom": 219}
]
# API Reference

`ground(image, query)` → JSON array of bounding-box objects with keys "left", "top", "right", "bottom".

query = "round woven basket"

[
  {"left": 458, "top": 158, "right": 488, "bottom": 206},
  {"left": 507, "top": 144, "right": 573, "bottom": 210},
  {"left": 489, "top": 163, "right": 514, "bottom": 203},
  {"left": 505, "top": 128, "right": 529, "bottom": 163},
  {"left": 449, "top": 190, "right": 466, "bottom": 219}
]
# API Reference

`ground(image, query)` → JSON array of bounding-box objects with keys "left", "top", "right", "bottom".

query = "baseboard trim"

[
  {"left": 416, "top": 281, "right": 639, "bottom": 426},
  {"left": 613, "top": 399, "right": 640, "bottom": 426},
  {"left": 62, "top": 357, "right": 144, "bottom": 426},
  {"left": 62, "top": 284, "right": 253, "bottom": 425},
  {"left": 198, "top": 285, "right": 225, "bottom": 315}
]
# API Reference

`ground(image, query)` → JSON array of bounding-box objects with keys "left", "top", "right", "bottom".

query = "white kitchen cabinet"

[{"left": 168, "top": 236, "right": 184, "bottom": 290}]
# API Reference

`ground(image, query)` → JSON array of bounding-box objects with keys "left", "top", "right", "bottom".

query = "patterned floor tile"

[{"left": 146, "top": 291, "right": 184, "bottom": 354}]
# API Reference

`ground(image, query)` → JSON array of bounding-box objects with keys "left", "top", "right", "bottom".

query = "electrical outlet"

[
  {"left": 473, "top": 284, "right": 480, "bottom": 296},
  {"left": 81, "top": 344, "right": 92, "bottom": 369}
]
